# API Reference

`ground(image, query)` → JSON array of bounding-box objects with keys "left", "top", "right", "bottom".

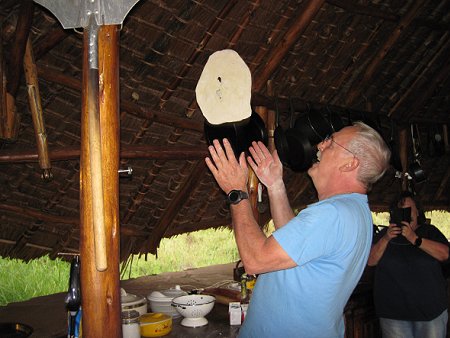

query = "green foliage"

[
  {"left": 0, "top": 256, "right": 70, "bottom": 306},
  {"left": 0, "top": 213, "right": 448, "bottom": 306},
  {"left": 121, "top": 228, "right": 240, "bottom": 279},
  {"left": 0, "top": 228, "right": 239, "bottom": 306}
]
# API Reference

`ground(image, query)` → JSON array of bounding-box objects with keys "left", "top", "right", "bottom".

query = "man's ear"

[{"left": 339, "top": 157, "right": 359, "bottom": 172}]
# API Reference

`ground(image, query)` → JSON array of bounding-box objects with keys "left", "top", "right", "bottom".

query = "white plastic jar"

[{"left": 122, "top": 310, "right": 140, "bottom": 338}]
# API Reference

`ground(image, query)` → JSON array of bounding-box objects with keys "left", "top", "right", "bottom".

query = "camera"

[{"left": 389, "top": 207, "right": 411, "bottom": 225}]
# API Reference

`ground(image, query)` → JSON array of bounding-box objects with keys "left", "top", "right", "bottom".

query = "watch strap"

[
  {"left": 227, "top": 190, "right": 249, "bottom": 205},
  {"left": 414, "top": 236, "right": 422, "bottom": 247}
]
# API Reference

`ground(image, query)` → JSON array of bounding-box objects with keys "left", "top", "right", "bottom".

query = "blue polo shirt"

[{"left": 239, "top": 193, "right": 372, "bottom": 338}]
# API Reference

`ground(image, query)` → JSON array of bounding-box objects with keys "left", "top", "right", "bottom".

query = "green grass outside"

[
  {"left": 0, "top": 211, "right": 448, "bottom": 306},
  {"left": 0, "top": 228, "right": 239, "bottom": 306}
]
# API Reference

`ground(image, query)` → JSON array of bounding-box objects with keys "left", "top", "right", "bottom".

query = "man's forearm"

[
  {"left": 367, "top": 237, "right": 389, "bottom": 266},
  {"left": 267, "top": 182, "right": 295, "bottom": 229},
  {"left": 416, "top": 238, "right": 449, "bottom": 262},
  {"left": 230, "top": 200, "right": 270, "bottom": 273}
]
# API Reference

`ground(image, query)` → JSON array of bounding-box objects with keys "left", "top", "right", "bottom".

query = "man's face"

[{"left": 307, "top": 126, "right": 358, "bottom": 187}]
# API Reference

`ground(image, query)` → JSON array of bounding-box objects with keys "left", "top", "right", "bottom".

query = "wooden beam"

[
  {"left": 398, "top": 52, "right": 450, "bottom": 120},
  {"left": 160, "top": 0, "right": 238, "bottom": 110},
  {"left": 33, "top": 26, "right": 69, "bottom": 60},
  {"left": 6, "top": 0, "right": 34, "bottom": 97},
  {"left": 345, "top": 0, "right": 425, "bottom": 106},
  {"left": 0, "top": 203, "right": 78, "bottom": 224},
  {"left": 434, "top": 167, "right": 450, "bottom": 201},
  {"left": 389, "top": 33, "right": 450, "bottom": 119},
  {"left": 143, "top": 160, "right": 207, "bottom": 254},
  {"left": 326, "top": 0, "right": 397, "bottom": 21},
  {"left": 168, "top": 217, "right": 233, "bottom": 237},
  {"left": 0, "top": 238, "right": 79, "bottom": 255},
  {"left": 328, "top": 0, "right": 450, "bottom": 31},
  {"left": 253, "top": 0, "right": 326, "bottom": 92},
  {"left": 7, "top": 221, "right": 42, "bottom": 257},
  {"left": 0, "top": 144, "right": 209, "bottom": 163},
  {"left": 37, "top": 65, "right": 204, "bottom": 132},
  {"left": 185, "top": 0, "right": 260, "bottom": 117},
  {"left": 0, "top": 202, "right": 151, "bottom": 239},
  {"left": 121, "top": 100, "right": 204, "bottom": 132},
  {"left": 37, "top": 64, "right": 81, "bottom": 90}
]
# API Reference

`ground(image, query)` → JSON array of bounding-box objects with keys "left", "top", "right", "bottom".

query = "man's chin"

[{"left": 307, "top": 163, "right": 317, "bottom": 177}]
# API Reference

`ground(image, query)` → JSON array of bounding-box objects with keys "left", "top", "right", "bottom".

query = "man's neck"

[{"left": 317, "top": 185, "right": 366, "bottom": 201}]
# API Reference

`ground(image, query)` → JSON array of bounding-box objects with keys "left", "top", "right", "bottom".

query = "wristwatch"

[
  {"left": 227, "top": 190, "right": 249, "bottom": 205},
  {"left": 414, "top": 236, "right": 422, "bottom": 247}
]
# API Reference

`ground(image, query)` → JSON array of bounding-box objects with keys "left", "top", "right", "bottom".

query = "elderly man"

[{"left": 205, "top": 121, "right": 390, "bottom": 337}]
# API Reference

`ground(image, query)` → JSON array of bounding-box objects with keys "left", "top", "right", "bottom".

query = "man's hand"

[
  {"left": 247, "top": 141, "right": 284, "bottom": 190},
  {"left": 205, "top": 138, "right": 248, "bottom": 193}
]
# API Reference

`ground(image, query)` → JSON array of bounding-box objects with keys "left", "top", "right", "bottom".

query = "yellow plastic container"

[{"left": 140, "top": 313, "right": 172, "bottom": 337}]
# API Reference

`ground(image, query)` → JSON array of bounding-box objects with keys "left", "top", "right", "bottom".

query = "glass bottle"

[{"left": 240, "top": 273, "right": 249, "bottom": 303}]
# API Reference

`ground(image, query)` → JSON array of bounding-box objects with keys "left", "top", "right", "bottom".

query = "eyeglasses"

[{"left": 323, "top": 135, "right": 358, "bottom": 159}]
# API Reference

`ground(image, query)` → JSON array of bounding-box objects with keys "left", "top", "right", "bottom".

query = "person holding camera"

[{"left": 368, "top": 191, "right": 449, "bottom": 338}]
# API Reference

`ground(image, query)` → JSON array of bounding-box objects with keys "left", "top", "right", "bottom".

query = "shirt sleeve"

[{"left": 426, "top": 225, "right": 449, "bottom": 245}]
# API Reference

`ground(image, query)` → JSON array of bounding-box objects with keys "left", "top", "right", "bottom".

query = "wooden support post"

[
  {"left": 266, "top": 80, "right": 276, "bottom": 153},
  {"left": 248, "top": 164, "right": 260, "bottom": 223},
  {"left": 80, "top": 25, "right": 121, "bottom": 338},
  {"left": 443, "top": 124, "right": 449, "bottom": 152},
  {"left": 249, "top": 106, "right": 269, "bottom": 223},
  {"left": 398, "top": 126, "right": 409, "bottom": 191}
]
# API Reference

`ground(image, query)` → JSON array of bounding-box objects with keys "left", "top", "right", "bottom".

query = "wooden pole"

[
  {"left": 23, "top": 37, "right": 52, "bottom": 180},
  {"left": 250, "top": 106, "right": 269, "bottom": 223},
  {"left": 398, "top": 126, "right": 409, "bottom": 191},
  {"left": 80, "top": 25, "right": 121, "bottom": 338}
]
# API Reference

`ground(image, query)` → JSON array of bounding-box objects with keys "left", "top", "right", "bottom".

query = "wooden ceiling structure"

[{"left": 0, "top": 0, "right": 449, "bottom": 263}]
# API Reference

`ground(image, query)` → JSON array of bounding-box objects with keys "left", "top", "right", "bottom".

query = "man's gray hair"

[{"left": 347, "top": 121, "right": 391, "bottom": 190}]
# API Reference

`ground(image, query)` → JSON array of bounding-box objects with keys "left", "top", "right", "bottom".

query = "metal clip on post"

[{"left": 118, "top": 166, "right": 133, "bottom": 176}]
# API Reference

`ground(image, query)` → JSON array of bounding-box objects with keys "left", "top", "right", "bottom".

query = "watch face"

[{"left": 229, "top": 190, "right": 240, "bottom": 203}]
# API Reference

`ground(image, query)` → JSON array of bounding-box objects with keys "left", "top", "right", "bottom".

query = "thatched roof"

[{"left": 0, "top": 0, "right": 449, "bottom": 262}]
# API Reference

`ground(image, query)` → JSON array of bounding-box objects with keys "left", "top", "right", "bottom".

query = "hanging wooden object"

[
  {"left": 0, "top": 38, "right": 20, "bottom": 141},
  {"left": 0, "top": 0, "right": 34, "bottom": 141},
  {"left": 23, "top": 37, "right": 52, "bottom": 180}
]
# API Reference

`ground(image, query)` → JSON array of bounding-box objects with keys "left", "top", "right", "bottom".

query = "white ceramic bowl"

[
  {"left": 121, "top": 288, "right": 148, "bottom": 316},
  {"left": 147, "top": 286, "right": 188, "bottom": 318},
  {"left": 171, "top": 294, "right": 215, "bottom": 327}
]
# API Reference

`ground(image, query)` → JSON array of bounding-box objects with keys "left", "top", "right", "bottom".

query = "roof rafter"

[{"left": 345, "top": 0, "right": 426, "bottom": 106}]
